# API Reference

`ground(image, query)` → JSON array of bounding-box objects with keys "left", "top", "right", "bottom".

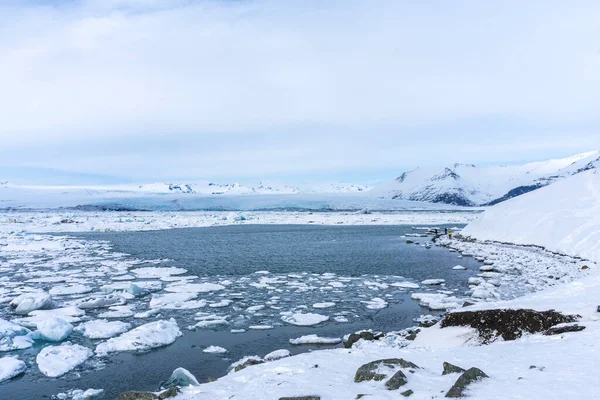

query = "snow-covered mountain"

[{"left": 370, "top": 151, "right": 600, "bottom": 206}]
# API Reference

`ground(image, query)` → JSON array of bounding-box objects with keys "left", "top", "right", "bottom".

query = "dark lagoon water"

[{"left": 1, "top": 225, "right": 481, "bottom": 400}]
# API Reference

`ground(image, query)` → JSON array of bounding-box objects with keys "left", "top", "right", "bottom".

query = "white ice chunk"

[
  {"left": 391, "top": 282, "right": 420, "bottom": 289},
  {"left": 361, "top": 297, "right": 388, "bottom": 309},
  {"left": 95, "top": 319, "right": 182, "bottom": 356},
  {"left": 421, "top": 279, "right": 446, "bottom": 285},
  {"left": 164, "top": 283, "right": 225, "bottom": 294},
  {"left": 11, "top": 292, "right": 53, "bottom": 314},
  {"left": 281, "top": 312, "right": 329, "bottom": 326},
  {"left": 131, "top": 267, "right": 187, "bottom": 278},
  {"left": 312, "top": 302, "right": 336, "bottom": 309},
  {"left": 203, "top": 345, "right": 227, "bottom": 353},
  {"left": 36, "top": 342, "right": 93, "bottom": 377},
  {"left": 289, "top": 334, "right": 342, "bottom": 345},
  {"left": 76, "top": 294, "right": 125, "bottom": 309},
  {"left": 49, "top": 285, "right": 93, "bottom": 296},
  {"left": 149, "top": 292, "right": 198, "bottom": 309},
  {"left": 75, "top": 320, "right": 132, "bottom": 339},
  {"left": 0, "top": 357, "right": 26, "bottom": 383},
  {"left": 32, "top": 317, "right": 73, "bottom": 342}
]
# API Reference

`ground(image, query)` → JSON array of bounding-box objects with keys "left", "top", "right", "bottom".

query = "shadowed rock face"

[
  {"left": 442, "top": 362, "right": 466, "bottom": 375},
  {"left": 445, "top": 368, "right": 488, "bottom": 398},
  {"left": 441, "top": 309, "right": 578, "bottom": 343}
]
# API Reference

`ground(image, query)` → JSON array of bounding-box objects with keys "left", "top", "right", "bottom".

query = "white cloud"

[{"left": 0, "top": 0, "right": 599, "bottom": 182}]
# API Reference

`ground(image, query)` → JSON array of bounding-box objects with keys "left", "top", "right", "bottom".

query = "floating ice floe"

[
  {"left": 194, "top": 313, "right": 229, "bottom": 328},
  {"left": 10, "top": 292, "right": 53, "bottom": 314},
  {"left": 281, "top": 312, "right": 329, "bottom": 326},
  {"left": 248, "top": 325, "right": 273, "bottom": 330},
  {"left": 75, "top": 320, "right": 132, "bottom": 339},
  {"left": 421, "top": 279, "right": 446, "bottom": 285},
  {"left": 289, "top": 334, "right": 342, "bottom": 345},
  {"left": 361, "top": 297, "right": 388, "bottom": 309},
  {"left": 16, "top": 307, "right": 86, "bottom": 328},
  {"left": 76, "top": 294, "right": 126, "bottom": 309},
  {"left": 31, "top": 317, "right": 73, "bottom": 342},
  {"left": 36, "top": 342, "right": 93, "bottom": 377},
  {"left": 98, "top": 305, "right": 135, "bottom": 318},
  {"left": 100, "top": 283, "right": 145, "bottom": 297},
  {"left": 164, "top": 283, "right": 225, "bottom": 294},
  {"left": 49, "top": 285, "right": 93, "bottom": 296},
  {"left": 131, "top": 267, "right": 187, "bottom": 278},
  {"left": 453, "top": 265, "right": 467, "bottom": 270},
  {"left": 149, "top": 292, "right": 198, "bottom": 309},
  {"left": 312, "top": 302, "right": 336, "bottom": 309},
  {"left": 0, "top": 356, "right": 26, "bottom": 383},
  {"left": 203, "top": 345, "right": 227, "bottom": 353},
  {"left": 95, "top": 319, "right": 182, "bottom": 356},
  {"left": 390, "top": 282, "right": 420, "bottom": 289},
  {"left": 411, "top": 293, "right": 461, "bottom": 310},
  {"left": 209, "top": 299, "right": 233, "bottom": 308}
]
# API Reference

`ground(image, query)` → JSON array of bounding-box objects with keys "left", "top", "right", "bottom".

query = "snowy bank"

[{"left": 463, "top": 169, "right": 600, "bottom": 264}]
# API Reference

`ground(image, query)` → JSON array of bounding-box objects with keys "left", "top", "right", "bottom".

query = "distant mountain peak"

[{"left": 370, "top": 151, "right": 599, "bottom": 206}]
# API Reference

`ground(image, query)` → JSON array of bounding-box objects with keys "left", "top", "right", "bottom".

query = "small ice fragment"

[{"left": 203, "top": 345, "right": 227, "bottom": 354}]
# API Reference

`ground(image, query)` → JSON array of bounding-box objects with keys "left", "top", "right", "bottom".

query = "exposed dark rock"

[
  {"left": 344, "top": 331, "right": 383, "bottom": 348},
  {"left": 401, "top": 389, "right": 414, "bottom": 397},
  {"left": 445, "top": 368, "right": 489, "bottom": 398},
  {"left": 405, "top": 333, "right": 417, "bottom": 341},
  {"left": 596, "top": 306, "right": 600, "bottom": 313},
  {"left": 234, "top": 357, "right": 265, "bottom": 372},
  {"left": 581, "top": 265, "right": 589, "bottom": 270},
  {"left": 116, "top": 392, "right": 158, "bottom": 400},
  {"left": 385, "top": 370, "right": 408, "bottom": 390},
  {"left": 355, "top": 359, "right": 419, "bottom": 383},
  {"left": 279, "top": 397, "right": 320, "bottom": 400},
  {"left": 441, "top": 309, "right": 578, "bottom": 343},
  {"left": 442, "top": 362, "right": 466, "bottom": 375},
  {"left": 544, "top": 324, "right": 586, "bottom": 335},
  {"left": 158, "top": 387, "right": 181, "bottom": 400}
]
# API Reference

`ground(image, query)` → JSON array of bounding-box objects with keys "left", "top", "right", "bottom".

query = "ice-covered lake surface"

[{"left": 1, "top": 224, "right": 487, "bottom": 399}]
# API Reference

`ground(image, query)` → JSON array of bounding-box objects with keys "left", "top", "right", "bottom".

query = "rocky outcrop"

[
  {"left": 355, "top": 358, "right": 418, "bottom": 392},
  {"left": 544, "top": 324, "right": 586, "bottom": 335},
  {"left": 344, "top": 331, "right": 384, "bottom": 348},
  {"left": 442, "top": 362, "right": 465, "bottom": 375},
  {"left": 445, "top": 368, "right": 488, "bottom": 398},
  {"left": 384, "top": 370, "right": 408, "bottom": 390},
  {"left": 441, "top": 309, "right": 578, "bottom": 343}
]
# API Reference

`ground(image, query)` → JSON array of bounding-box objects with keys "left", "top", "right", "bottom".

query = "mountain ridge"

[{"left": 370, "top": 151, "right": 600, "bottom": 206}]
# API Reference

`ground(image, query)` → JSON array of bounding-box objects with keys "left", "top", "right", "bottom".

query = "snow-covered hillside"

[
  {"left": 370, "top": 151, "right": 600, "bottom": 206},
  {"left": 462, "top": 169, "right": 600, "bottom": 264}
]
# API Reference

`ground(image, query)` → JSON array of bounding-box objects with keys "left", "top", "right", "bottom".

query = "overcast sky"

[{"left": 1, "top": 0, "right": 599, "bottom": 185}]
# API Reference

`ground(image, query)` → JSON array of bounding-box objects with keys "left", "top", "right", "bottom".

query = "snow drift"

[{"left": 463, "top": 169, "right": 600, "bottom": 263}]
